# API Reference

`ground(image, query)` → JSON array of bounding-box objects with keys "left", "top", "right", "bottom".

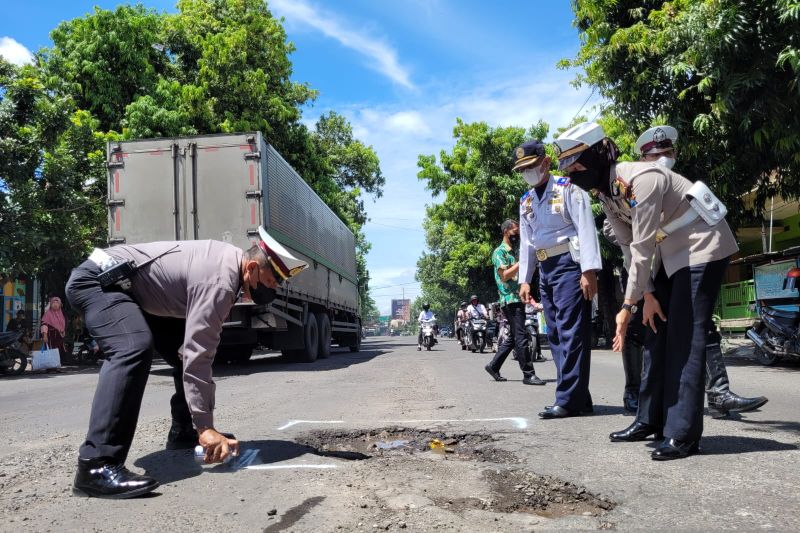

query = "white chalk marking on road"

[
  {"left": 243, "top": 464, "right": 338, "bottom": 471},
  {"left": 277, "top": 420, "right": 345, "bottom": 431},
  {"left": 277, "top": 417, "right": 528, "bottom": 430},
  {"left": 391, "top": 417, "right": 529, "bottom": 429}
]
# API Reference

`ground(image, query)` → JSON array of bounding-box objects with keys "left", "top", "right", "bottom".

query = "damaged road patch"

[
  {"left": 435, "top": 469, "right": 616, "bottom": 519},
  {"left": 292, "top": 427, "right": 616, "bottom": 523},
  {"left": 294, "top": 426, "right": 519, "bottom": 464}
]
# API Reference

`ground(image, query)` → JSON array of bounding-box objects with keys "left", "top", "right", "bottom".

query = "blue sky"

[{"left": 1, "top": 1, "right": 600, "bottom": 314}]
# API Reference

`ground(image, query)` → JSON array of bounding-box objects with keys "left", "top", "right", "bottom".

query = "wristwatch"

[{"left": 621, "top": 303, "right": 638, "bottom": 314}]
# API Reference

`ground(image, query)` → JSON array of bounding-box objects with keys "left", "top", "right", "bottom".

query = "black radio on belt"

[{"left": 98, "top": 260, "right": 137, "bottom": 290}]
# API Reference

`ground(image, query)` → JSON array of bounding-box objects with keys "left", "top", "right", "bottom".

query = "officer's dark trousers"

[
  {"left": 488, "top": 303, "right": 534, "bottom": 378},
  {"left": 66, "top": 261, "right": 192, "bottom": 463},
  {"left": 637, "top": 258, "right": 729, "bottom": 442},
  {"left": 539, "top": 253, "right": 592, "bottom": 411}
]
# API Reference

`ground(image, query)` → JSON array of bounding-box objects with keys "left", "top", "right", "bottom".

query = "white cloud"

[
  {"left": 315, "top": 69, "right": 598, "bottom": 314},
  {"left": 270, "top": 0, "right": 414, "bottom": 89},
  {"left": 0, "top": 37, "right": 34, "bottom": 66},
  {"left": 385, "top": 111, "right": 430, "bottom": 136}
]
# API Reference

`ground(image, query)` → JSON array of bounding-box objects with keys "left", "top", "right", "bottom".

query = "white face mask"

[
  {"left": 522, "top": 164, "right": 546, "bottom": 186},
  {"left": 656, "top": 156, "right": 675, "bottom": 169}
]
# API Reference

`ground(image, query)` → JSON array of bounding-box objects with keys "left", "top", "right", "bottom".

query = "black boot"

[
  {"left": 73, "top": 458, "right": 159, "bottom": 499},
  {"left": 166, "top": 422, "right": 198, "bottom": 450},
  {"left": 704, "top": 327, "right": 769, "bottom": 417},
  {"left": 708, "top": 391, "right": 769, "bottom": 419}
]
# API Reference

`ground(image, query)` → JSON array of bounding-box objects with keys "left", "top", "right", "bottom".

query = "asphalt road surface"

[{"left": 1, "top": 336, "right": 798, "bottom": 531}]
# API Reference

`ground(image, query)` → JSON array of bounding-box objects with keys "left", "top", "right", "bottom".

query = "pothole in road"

[
  {"left": 295, "top": 427, "right": 616, "bottom": 522},
  {"left": 296, "top": 426, "right": 518, "bottom": 464},
  {"left": 435, "top": 469, "right": 616, "bottom": 519}
]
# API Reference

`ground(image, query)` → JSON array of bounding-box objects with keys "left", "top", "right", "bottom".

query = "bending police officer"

[
  {"left": 556, "top": 121, "right": 738, "bottom": 460},
  {"left": 634, "top": 126, "right": 767, "bottom": 418},
  {"left": 514, "top": 139, "right": 602, "bottom": 419},
  {"left": 65, "top": 227, "right": 307, "bottom": 497}
]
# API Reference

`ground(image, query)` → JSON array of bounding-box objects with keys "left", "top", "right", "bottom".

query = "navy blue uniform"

[{"left": 519, "top": 175, "right": 601, "bottom": 411}]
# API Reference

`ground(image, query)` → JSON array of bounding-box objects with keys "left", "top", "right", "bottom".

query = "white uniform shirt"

[
  {"left": 467, "top": 303, "right": 487, "bottom": 319},
  {"left": 418, "top": 310, "right": 435, "bottom": 322},
  {"left": 518, "top": 174, "right": 602, "bottom": 284}
]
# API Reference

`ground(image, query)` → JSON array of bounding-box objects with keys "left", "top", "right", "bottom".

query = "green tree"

[
  {"left": 0, "top": 59, "right": 116, "bottom": 295},
  {"left": 3, "top": 0, "right": 384, "bottom": 307},
  {"left": 564, "top": 0, "right": 800, "bottom": 220}
]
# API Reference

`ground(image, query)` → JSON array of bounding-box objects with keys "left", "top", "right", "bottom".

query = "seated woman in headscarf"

[{"left": 41, "top": 296, "right": 68, "bottom": 361}]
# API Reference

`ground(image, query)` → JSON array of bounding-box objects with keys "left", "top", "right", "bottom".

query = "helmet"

[
  {"left": 460, "top": 301, "right": 468, "bottom": 309},
  {"left": 422, "top": 303, "right": 430, "bottom": 311},
  {"left": 470, "top": 294, "right": 478, "bottom": 302}
]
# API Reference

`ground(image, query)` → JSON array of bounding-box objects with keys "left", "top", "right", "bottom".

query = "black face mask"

[
  {"left": 568, "top": 167, "right": 604, "bottom": 192},
  {"left": 568, "top": 138, "right": 620, "bottom": 196},
  {"left": 248, "top": 264, "right": 281, "bottom": 305},
  {"left": 251, "top": 283, "right": 277, "bottom": 305},
  {"left": 508, "top": 234, "right": 521, "bottom": 248}
]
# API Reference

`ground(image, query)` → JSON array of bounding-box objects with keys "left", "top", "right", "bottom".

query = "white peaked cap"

[
  {"left": 635, "top": 125, "right": 678, "bottom": 155},
  {"left": 257, "top": 226, "right": 309, "bottom": 280},
  {"left": 554, "top": 121, "right": 606, "bottom": 170}
]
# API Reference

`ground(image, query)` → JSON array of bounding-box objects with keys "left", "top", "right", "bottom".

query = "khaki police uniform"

[{"left": 599, "top": 161, "right": 739, "bottom": 442}]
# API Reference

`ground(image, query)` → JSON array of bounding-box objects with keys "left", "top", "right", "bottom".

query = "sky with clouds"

[{"left": 2, "top": 0, "right": 602, "bottom": 314}]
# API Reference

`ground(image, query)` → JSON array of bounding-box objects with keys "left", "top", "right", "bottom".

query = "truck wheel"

[
  {"left": 316, "top": 313, "right": 332, "bottom": 359},
  {"left": 349, "top": 323, "right": 362, "bottom": 353},
  {"left": 295, "top": 313, "right": 319, "bottom": 363}
]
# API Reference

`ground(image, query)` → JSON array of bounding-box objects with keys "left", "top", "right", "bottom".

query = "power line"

[{"left": 570, "top": 87, "right": 596, "bottom": 124}]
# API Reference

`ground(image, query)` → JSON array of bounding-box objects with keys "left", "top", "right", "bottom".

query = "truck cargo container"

[{"left": 106, "top": 132, "right": 361, "bottom": 363}]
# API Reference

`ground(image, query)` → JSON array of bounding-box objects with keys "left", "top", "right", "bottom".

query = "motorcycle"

[
  {"left": 745, "top": 251, "right": 800, "bottom": 366},
  {"left": 466, "top": 318, "right": 488, "bottom": 353},
  {"left": 524, "top": 308, "right": 546, "bottom": 362},
  {"left": 420, "top": 318, "right": 438, "bottom": 351},
  {"left": 0, "top": 330, "right": 28, "bottom": 376}
]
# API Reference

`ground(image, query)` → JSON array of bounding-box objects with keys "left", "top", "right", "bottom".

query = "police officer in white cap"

[
  {"left": 635, "top": 125, "right": 768, "bottom": 418},
  {"left": 513, "top": 139, "right": 602, "bottom": 418},
  {"left": 65, "top": 226, "right": 307, "bottom": 497},
  {"left": 556, "top": 121, "right": 738, "bottom": 460}
]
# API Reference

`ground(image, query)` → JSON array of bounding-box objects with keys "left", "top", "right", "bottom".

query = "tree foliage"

[
  {"left": 564, "top": 0, "right": 800, "bottom": 222},
  {"left": 1, "top": 0, "right": 383, "bottom": 309}
]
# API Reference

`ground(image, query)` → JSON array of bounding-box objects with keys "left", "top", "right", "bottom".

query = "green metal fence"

[{"left": 714, "top": 279, "right": 758, "bottom": 331}]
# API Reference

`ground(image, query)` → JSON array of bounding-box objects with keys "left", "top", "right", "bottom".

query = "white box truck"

[{"left": 106, "top": 132, "right": 361, "bottom": 363}]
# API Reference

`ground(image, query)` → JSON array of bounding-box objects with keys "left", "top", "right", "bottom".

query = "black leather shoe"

[
  {"left": 609, "top": 421, "right": 663, "bottom": 442},
  {"left": 708, "top": 391, "right": 768, "bottom": 419},
  {"left": 484, "top": 365, "right": 507, "bottom": 382},
  {"left": 522, "top": 375, "right": 546, "bottom": 386},
  {"left": 73, "top": 458, "right": 159, "bottom": 499},
  {"left": 651, "top": 438, "right": 700, "bottom": 461},
  {"left": 166, "top": 423, "right": 197, "bottom": 450},
  {"left": 538, "top": 405, "right": 582, "bottom": 419}
]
